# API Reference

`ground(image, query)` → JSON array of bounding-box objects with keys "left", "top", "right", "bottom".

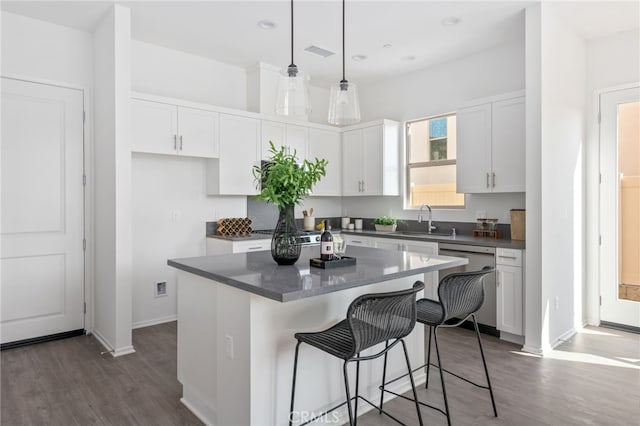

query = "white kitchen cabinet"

[
  {"left": 456, "top": 94, "right": 525, "bottom": 193},
  {"left": 260, "top": 121, "right": 308, "bottom": 161},
  {"left": 496, "top": 248, "right": 523, "bottom": 337},
  {"left": 206, "top": 237, "right": 271, "bottom": 255},
  {"left": 207, "top": 113, "right": 260, "bottom": 195},
  {"left": 308, "top": 128, "right": 342, "bottom": 196},
  {"left": 342, "top": 120, "right": 400, "bottom": 196},
  {"left": 132, "top": 97, "right": 219, "bottom": 158},
  {"left": 342, "top": 235, "right": 372, "bottom": 247}
]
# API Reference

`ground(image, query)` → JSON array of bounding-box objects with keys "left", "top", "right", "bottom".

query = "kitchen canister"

[
  {"left": 303, "top": 216, "right": 315, "bottom": 231},
  {"left": 341, "top": 217, "right": 351, "bottom": 229},
  {"left": 354, "top": 219, "right": 363, "bottom": 230}
]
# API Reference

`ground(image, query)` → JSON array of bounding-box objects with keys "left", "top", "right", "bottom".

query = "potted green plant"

[
  {"left": 374, "top": 216, "right": 397, "bottom": 232},
  {"left": 253, "top": 142, "right": 327, "bottom": 265}
]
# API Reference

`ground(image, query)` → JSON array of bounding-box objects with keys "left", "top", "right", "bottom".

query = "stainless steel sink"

[{"left": 392, "top": 231, "right": 453, "bottom": 238}]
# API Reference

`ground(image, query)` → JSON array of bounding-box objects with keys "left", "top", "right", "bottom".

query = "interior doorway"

[{"left": 599, "top": 86, "right": 640, "bottom": 330}]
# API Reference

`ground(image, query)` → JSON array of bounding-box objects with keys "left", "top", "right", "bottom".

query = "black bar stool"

[
  {"left": 380, "top": 267, "right": 498, "bottom": 426},
  {"left": 289, "top": 281, "right": 425, "bottom": 426}
]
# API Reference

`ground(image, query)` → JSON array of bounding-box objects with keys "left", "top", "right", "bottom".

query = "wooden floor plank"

[{"left": 2, "top": 323, "right": 638, "bottom": 425}]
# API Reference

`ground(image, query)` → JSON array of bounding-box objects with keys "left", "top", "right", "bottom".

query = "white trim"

[
  {"left": 550, "top": 328, "right": 577, "bottom": 351},
  {"left": 112, "top": 346, "right": 136, "bottom": 357},
  {"left": 456, "top": 89, "right": 525, "bottom": 109},
  {"left": 91, "top": 329, "right": 114, "bottom": 353},
  {"left": 522, "top": 344, "right": 544, "bottom": 355},
  {"left": 132, "top": 315, "right": 177, "bottom": 330},
  {"left": 594, "top": 82, "right": 640, "bottom": 97},
  {"left": 0, "top": 73, "right": 87, "bottom": 93}
]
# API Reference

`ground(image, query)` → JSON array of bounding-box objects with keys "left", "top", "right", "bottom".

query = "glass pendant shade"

[
  {"left": 275, "top": 65, "right": 312, "bottom": 117},
  {"left": 327, "top": 80, "right": 361, "bottom": 125}
]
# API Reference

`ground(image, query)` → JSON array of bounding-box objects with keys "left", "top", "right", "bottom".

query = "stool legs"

[
  {"left": 433, "top": 327, "right": 452, "bottom": 426},
  {"left": 343, "top": 361, "right": 354, "bottom": 425},
  {"left": 289, "top": 342, "right": 302, "bottom": 426},
  {"left": 400, "top": 339, "right": 424, "bottom": 426},
  {"left": 472, "top": 314, "right": 498, "bottom": 417},
  {"left": 354, "top": 354, "right": 361, "bottom": 426},
  {"left": 425, "top": 326, "right": 433, "bottom": 389},
  {"left": 379, "top": 341, "right": 389, "bottom": 413}
]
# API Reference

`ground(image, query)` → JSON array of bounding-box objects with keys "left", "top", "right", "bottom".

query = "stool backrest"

[
  {"left": 346, "top": 281, "right": 425, "bottom": 357},
  {"left": 437, "top": 266, "right": 495, "bottom": 322}
]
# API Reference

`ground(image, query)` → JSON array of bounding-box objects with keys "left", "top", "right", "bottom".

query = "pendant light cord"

[
  {"left": 290, "top": 0, "right": 294, "bottom": 66},
  {"left": 342, "top": 0, "right": 346, "bottom": 81}
]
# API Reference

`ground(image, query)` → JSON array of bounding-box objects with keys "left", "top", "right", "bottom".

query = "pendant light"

[
  {"left": 327, "top": 0, "right": 361, "bottom": 125},
  {"left": 275, "top": 0, "right": 311, "bottom": 118}
]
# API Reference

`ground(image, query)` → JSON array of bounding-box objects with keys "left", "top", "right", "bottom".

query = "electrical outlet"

[
  {"left": 225, "top": 335, "right": 234, "bottom": 360},
  {"left": 554, "top": 296, "right": 559, "bottom": 310},
  {"left": 154, "top": 281, "right": 168, "bottom": 298}
]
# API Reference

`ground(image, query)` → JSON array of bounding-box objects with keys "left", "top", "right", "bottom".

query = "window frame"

[{"left": 404, "top": 112, "right": 466, "bottom": 210}]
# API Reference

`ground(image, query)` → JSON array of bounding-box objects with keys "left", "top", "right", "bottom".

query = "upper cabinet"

[
  {"left": 456, "top": 93, "right": 525, "bottom": 193},
  {"left": 342, "top": 120, "right": 400, "bottom": 196},
  {"left": 260, "top": 121, "right": 309, "bottom": 161},
  {"left": 207, "top": 113, "right": 260, "bottom": 195},
  {"left": 308, "top": 128, "right": 341, "bottom": 196},
  {"left": 132, "top": 96, "right": 219, "bottom": 158}
]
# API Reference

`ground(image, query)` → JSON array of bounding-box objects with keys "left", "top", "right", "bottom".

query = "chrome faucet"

[{"left": 417, "top": 204, "right": 437, "bottom": 234}]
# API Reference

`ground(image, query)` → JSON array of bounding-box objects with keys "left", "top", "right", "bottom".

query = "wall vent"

[{"left": 304, "top": 45, "right": 335, "bottom": 58}]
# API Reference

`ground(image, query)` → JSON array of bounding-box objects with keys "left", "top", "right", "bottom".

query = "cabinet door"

[
  {"left": 342, "top": 234, "right": 371, "bottom": 247},
  {"left": 491, "top": 97, "right": 525, "bottom": 192},
  {"left": 131, "top": 99, "right": 177, "bottom": 155},
  {"left": 286, "top": 124, "right": 309, "bottom": 161},
  {"left": 178, "top": 107, "right": 219, "bottom": 158},
  {"left": 342, "top": 130, "right": 363, "bottom": 195},
  {"left": 403, "top": 241, "right": 439, "bottom": 301},
  {"left": 496, "top": 264, "right": 523, "bottom": 335},
  {"left": 361, "top": 125, "right": 384, "bottom": 195},
  {"left": 456, "top": 103, "right": 492, "bottom": 193},
  {"left": 308, "top": 128, "right": 341, "bottom": 196},
  {"left": 218, "top": 114, "right": 260, "bottom": 195},
  {"left": 261, "top": 120, "right": 285, "bottom": 160},
  {"left": 373, "top": 238, "right": 403, "bottom": 251}
]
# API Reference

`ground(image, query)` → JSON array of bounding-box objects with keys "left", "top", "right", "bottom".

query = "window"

[{"left": 406, "top": 114, "right": 465, "bottom": 208}]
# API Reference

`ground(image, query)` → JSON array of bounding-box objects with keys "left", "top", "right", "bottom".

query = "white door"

[
  {"left": 261, "top": 120, "right": 285, "bottom": 160},
  {"left": 308, "top": 129, "right": 341, "bottom": 196},
  {"left": 600, "top": 86, "right": 640, "bottom": 328},
  {"left": 177, "top": 107, "right": 219, "bottom": 158},
  {"left": 342, "top": 130, "right": 362, "bottom": 195},
  {"left": 285, "top": 124, "right": 309, "bottom": 161},
  {"left": 362, "top": 125, "right": 383, "bottom": 195},
  {"left": 1, "top": 78, "right": 85, "bottom": 344},
  {"left": 131, "top": 98, "right": 177, "bottom": 155},
  {"left": 456, "top": 103, "right": 492, "bottom": 194},
  {"left": 491, "top": 97, "right": 525, "bottom": 193}
]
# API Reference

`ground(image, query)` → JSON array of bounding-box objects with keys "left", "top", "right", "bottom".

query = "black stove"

[{"left": 253, "top": 229, "right": 322, "bottom": 246}]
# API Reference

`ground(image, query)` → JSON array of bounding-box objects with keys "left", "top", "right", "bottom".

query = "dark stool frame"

[
  {"left": 379, "top": 267, "right": 498, "bottom": 426},
  {"left": 289, "top": 281, "right": 425, "bottom": 426}
]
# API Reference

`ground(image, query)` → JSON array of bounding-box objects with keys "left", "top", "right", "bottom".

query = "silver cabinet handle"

[
  {"left": 486, "top": 172, "right": 490, "bottom": 188},
  {"left": 498, "top": 255, "right": 517, "bottom": 260},
  {"left": 352, "top": 240, "right": 362, "bottom": 244},
  {"left": 492, "top": 172, "right": 496, "bottom": 188},
  {"left": 179, "top": 135, "right": 183, "bottom": 151},
  {"left": 362, "top": 180, "right": 365, "bottom": 192},
  {"left": 174, "top": 134, "right": 177, "bottom": 150},
  {"left": 247, "top": 246, "right": 262, "bottom": 250}
]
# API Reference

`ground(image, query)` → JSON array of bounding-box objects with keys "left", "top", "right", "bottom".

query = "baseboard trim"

[
  {"left": 132, "top": 315, "right": 177, "bottom": 330},
  {"left": 0, "top": 329, "right": 85, "bottom": 351},
  {"left": 600, "top": 321, "right": 640, "bottom": 335},
  {"left": 112, "top": 346, "right": 136, "bottom": 357},
  {"left": 551, "top": 328, "right": 577, "bottom": 350}
]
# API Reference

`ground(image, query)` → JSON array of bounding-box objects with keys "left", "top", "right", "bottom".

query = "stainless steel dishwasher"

[{"left": 438, "top": 243, "right": 497, "bottom": 333}]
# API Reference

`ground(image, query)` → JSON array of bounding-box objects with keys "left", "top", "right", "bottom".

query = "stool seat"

[
  {"left": 416, "top": 299, "right": 444, "bottom": 325},
  {"left": 295, "top": 320, "right": 354, "bottom": 360}
]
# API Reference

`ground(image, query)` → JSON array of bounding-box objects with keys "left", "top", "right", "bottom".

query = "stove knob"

[{"left": 315, "top": 235, "right": 320, "bottom": 242}]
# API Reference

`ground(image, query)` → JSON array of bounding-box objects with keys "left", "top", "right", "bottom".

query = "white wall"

[
  {"left": 584, "top": 29, "right": 640, "bottom": 325},
  {"left": 93, "top": 5, "right": 134, "bottom": 356},
  {"left": 540, "top": 4, "right": 587, "bottom": 346},
  {"left": 131, "top": 40, "right": 247, "bottom": 110},
  {"left": 130, "top": 41, "right": 249, "bottom": 327},
  {"left": 342, "top": 40, "right": 527, "bottom": 223},
  {"left": 1, "top": 12, "right": 93, "bottom": 88}
]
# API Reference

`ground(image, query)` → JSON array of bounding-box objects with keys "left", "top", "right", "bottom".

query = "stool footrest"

[{"left": 298, "top": 395, "right": 412, "bottom": 426}]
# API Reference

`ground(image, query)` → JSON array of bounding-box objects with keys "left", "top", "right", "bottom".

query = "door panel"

[
  {"left": 1, "top": 78, "right": 85, "bottom": 344},
  {"left": 178, "top": 107, "right": 219, "bottom": 158},
  {"left": 600, "top": 86, "right": 640, "bottom": 328},
  {"left": 131, "top": 98, "right": 177, "bottom": 155}
]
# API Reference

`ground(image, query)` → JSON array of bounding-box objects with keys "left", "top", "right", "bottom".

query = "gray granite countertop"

[
  {"left": 168, "top": 245, "right": 468, "bottom": 303},
  {"left": 340, "top": 230, "right": 526, "bottom": 250}
]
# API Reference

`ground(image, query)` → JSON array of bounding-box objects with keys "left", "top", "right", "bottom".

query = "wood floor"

[{"left": 2, "top": 322, "right": 639, "bottom": 425}]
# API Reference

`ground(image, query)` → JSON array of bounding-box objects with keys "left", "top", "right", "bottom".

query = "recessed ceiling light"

[
  {"left": 441, "top": 17, "right": 461, "bottom": 26},
  {"left": 352, "top": 54, "right": 367, "bottom": 61},
  {"left": 257, "top": 20, "right": 277, "bottom": 30},
  {"left": 402, "top": 55, "right": 416, "bottom": 61},
  {"left": 383, "top": 44, "right": 392, "bottom": 49}
]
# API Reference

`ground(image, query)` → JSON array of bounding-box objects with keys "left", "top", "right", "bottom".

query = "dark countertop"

[
  {"left": 340, "top": 230, "right": 526, "bottom": 250},
  {"left": 168, "top": 245, "right": 468, "bottom": 303}
]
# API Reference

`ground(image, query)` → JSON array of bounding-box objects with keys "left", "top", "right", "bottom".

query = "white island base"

[{"left": 177, "top": 272, "right": 427, "bottom": 426}]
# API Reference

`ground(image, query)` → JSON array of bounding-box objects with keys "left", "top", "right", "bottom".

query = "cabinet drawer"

[
  {"left": 233, "top": 240, "right": 271, "bottom": 253},
  {"left": 496, "top": 248, "right": 522, "bottom": 267}
]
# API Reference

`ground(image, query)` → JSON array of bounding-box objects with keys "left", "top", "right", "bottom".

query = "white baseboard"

[
  {"left": 132, "top": 314, "right": 177, "bottom": 330},
  {"left": 90, "top": 329, "right": 136, "bottom": 357},
  {"left": 521, "top": 344, "right": 544, "bottom": 355},
  {"left": 550, "top": 327, "right": 577, "bottom": 350}
]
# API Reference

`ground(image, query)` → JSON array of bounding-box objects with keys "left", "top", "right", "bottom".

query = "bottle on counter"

[{"left": 320, "top": 220, "right": 334, "bottom": 261}]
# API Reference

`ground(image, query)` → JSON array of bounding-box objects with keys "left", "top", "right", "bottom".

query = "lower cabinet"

[
  {"left": 496, "top": 248, "right": 524, "bottom": 337},
  {"left": 206, "top": 238, "right": 270, "bottom": 255},
  {"left": 342, "top": 235, "right": 372, "bottom": 247}
]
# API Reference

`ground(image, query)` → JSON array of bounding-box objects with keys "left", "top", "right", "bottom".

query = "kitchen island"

[{"left": 168, "top": 245, "right": 467, "bottom": 426}]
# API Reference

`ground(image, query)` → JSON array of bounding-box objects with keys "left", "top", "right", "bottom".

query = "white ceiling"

[{"left": 2, "top": 1, "right": 638, "bottom": 86}]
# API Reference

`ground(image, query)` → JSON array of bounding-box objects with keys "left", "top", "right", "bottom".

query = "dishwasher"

[{"left": 438, "top": 243, "right": 498, "bottom": 335}]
